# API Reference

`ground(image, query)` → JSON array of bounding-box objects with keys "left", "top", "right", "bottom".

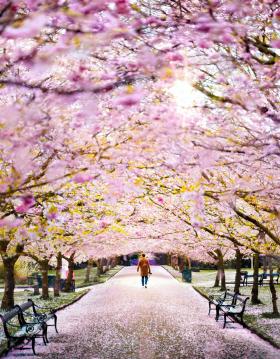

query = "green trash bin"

[
  {"left": 182, "top": 268, "right": 192, "bottom": 283},
  {"left": 37, "top": 275, "right": 56, "bottom": 288}
]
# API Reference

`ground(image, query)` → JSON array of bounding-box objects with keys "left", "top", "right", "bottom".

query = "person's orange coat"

[{"left": 137, "top": 258, "right": 151, "bottom": 276}]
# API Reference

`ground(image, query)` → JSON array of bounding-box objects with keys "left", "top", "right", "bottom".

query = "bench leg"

[
  {"left": 43, "top": 335, "right": 47, "bottom": 346},
  {"left": 208, "top": 302, "right": 211, "bottom": 315},
  {"left": 43, "top": 325, "right": 48, "bottom": 344},
  {"left": 215, "top": 306, "right": 220, "bottom": 321},
  {"left": 31, "top": 337, "right": 36, "bottom": 355},
  {"left": 54, "top": 314, "right": 58, "bottom": 333},
  {"left": 223, "top": 314, "right": 227, "bottom": 328}
]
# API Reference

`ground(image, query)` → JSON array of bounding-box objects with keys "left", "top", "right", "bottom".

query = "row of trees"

[{"left": 0, "top": 1, "right": 279, "bottom": 315}]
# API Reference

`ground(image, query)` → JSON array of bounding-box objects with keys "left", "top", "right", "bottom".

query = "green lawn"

[
  {"left": 0, "top": 265, "right": 123, "bottom": 289},
  {"left": 164, "top": 266, "right": 280, "bottom": 348},
  {"left": 48, "top": 267, "right": 98, "bottom": 287},
  {"left": 0, "top": 289, "right": 89, "bottom": 309},
  {"left": 73, "top": 265, "right": 123, "bottom": 287}
]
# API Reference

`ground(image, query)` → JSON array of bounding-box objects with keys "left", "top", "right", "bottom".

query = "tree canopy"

[{"left": 0, "top": 0, "right": 280, "bottom": 274}]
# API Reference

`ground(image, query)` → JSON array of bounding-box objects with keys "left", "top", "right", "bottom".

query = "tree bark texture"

[
  {"left": 65, "top": 253, "right": 75, "bottom": 292},
  {"left": 215, "top": 249, "right": 226, "bottom": 291},
  {"left": 84, "top": 258, "right": 93, "bottom": 283},
  {"left": 1, "top": 256, "right": 18, "bottom": 310},
  {"left": 214, "top": 269, "right": 220, "bottom": 287},
  {"left": 268, "top": 258, "right": 279, "bottom": 316},
  {"left": 40, "top": 260, "right": 49, "bottom": 300},
  {"left": 54, "top": 252, "right": 62, "bottom": 297},
  {"left": 251, "top": 253, "right": 261, "bottom": 304},
  {"left": 234, "top": 248, "right": 242, "bottom": 294}
]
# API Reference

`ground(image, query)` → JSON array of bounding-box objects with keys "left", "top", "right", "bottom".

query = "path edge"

[
  {"left": 52, "top": 289, "right": 90, "bottom": 313},
  {"left": 76, "top": 265, "right": 124, "bottom": 290},
  {"left": 161, "top": 265, "right": 182, "bottom": 282}
]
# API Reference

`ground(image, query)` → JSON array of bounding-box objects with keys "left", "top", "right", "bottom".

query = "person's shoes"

[{"left": 145, "top": 285, "right": 147, "bottom": 288}]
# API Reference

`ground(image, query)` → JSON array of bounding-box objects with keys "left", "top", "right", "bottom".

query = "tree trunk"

[
  {"left": 54, "top": 252, "right": 62, "bottom": 297},
  {"left": 33, "top": 274, "right": 40, "bottom": 296},
  {"left": 214, "top": 268, "right": 220, "bottom": 287},
  {"left": 111, "top": 257, "right": 117, "bottom": 268},
  {"left": 102, "top": 258, "right": 108, "bottom": 273},
  {"left": 95, "top": 260, "right": 101, "bottom": 277},
  {"left": 178, "top": 256, "right": 185, "bottom": 272},
  {"left": 65, "top": 253, "right": 75, "bottom": 292},
  {"left": 268, "top": 258, "right": 279, "bottom": 316},
  {"left": 96, "top": 265, "right": 101, "bottom": 277},
  {"left": 215, "top": 249, "right": 226, "bottom": 291},
  {"left": 97, "top": 258, "right": 104, "bottom": 275},
  {"left": 107, "top": 257, "right": 111, "bottom": 270},
  {"left": 40, "top": 260, "right": 49, "bottom": 300},
  {"left": 220, "top": 264, "right": 226, "bottom": 291},
  {"left": 84, "top": 258, "right": 93, "bottom": 283},
  {"left": 167, "top": 254, "right": 171, "bottom": 266},
  {"left": 234, "top": 248, "right": 242, "bottom": 294},
  {"left": 1, "top": 256, "right": 18, "bottom": 310},
  {"left": 251, "top": 253, "right": 261, "bottom": 304}
]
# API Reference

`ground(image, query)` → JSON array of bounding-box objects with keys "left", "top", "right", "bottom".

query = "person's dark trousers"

[{"left": 141, "top": 276, "right": 148, "bottom": 286}]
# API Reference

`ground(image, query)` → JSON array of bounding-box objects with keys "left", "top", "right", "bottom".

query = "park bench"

[
  {"left": 259, "top": 272, "right": 279, "bottom": 286},
  {"left": 241, "top": 272, "right": 279, "bottom": 286},
  {"left": 219, "top": 294, "right": 249, "bottom": 328},
  {"left": 0, "top": 306, "right": 47, "bottom": 355},
  {"left": 15, "top": 299, "right": 58, "bottom": 343},
  {"left": 208, "top": 291, "right": 236, "bottom": 320},
  {"left": 241, "top": 272, "right": 262, "bottom": 286}
]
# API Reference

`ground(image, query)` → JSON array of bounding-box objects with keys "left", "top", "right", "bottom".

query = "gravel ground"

[{"left": 6, "top": 266, "right": 280, "bottom": 359}]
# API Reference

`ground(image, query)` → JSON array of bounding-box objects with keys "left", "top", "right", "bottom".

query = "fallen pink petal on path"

[{"left": 7, "top": 267, "right": 279, "bottom": 359}]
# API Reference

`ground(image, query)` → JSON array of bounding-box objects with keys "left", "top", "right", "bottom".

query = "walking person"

[{"left": 137, "top": 253, "right": 152, "bottom": 288}]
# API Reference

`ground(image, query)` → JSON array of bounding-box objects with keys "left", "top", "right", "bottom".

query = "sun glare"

[{"left": 169, "top": 77, "right": 200, "bottom": 111}]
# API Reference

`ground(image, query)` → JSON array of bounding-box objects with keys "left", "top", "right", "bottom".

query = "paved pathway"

[{"left": 8, "top": 266, "right": 280, "bottom": 359}]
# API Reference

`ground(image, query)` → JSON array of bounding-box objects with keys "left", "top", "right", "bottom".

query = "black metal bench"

[
  {"left": 15, "top": 299, "right": 58, "bottom": 343},
  {"left": 219, "top": 294, "right": 249, "bottom": 328},
  {"left": 242, "top": 272, "right": 279, "bottom": 286},
  {"left": 259, "top": 273, "right": 279, "bottom": 286},
  {"left": 208, "top": 291, "right": 236, "bottom": 320},
  {"left": 0, "top": 307, "right": 47, "bottom": 355},
  {"left": 241, "top": 273, "right": 263, "bottom": 286}
]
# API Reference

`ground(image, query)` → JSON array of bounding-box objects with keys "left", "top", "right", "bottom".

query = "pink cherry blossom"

[
  {"left": 15, "top": 195, "right": 35, "bottom": 213},
  {"left": 3, "top": 14, "right": 48, "bottom": 39}
]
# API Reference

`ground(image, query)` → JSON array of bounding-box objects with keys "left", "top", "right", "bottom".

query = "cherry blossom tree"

[{"left": 0, "top": 0, "right": 280, "bottom": 315}]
